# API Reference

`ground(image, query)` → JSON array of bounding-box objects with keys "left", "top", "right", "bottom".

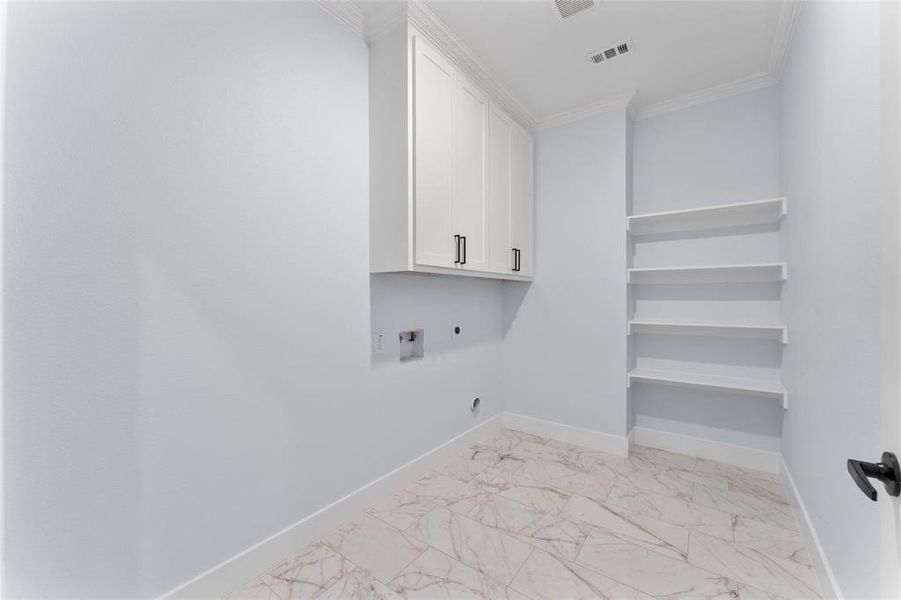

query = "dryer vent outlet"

[{"left": 470, "top": 397, "right": 481, "bottom": 412}]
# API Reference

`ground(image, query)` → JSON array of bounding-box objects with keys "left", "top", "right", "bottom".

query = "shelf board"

[
  {"left": 628, "top": 320, "right": 787, "bottom": 343},
  {"left": 628, "top": 197, "right": 786, "bottom": 235},
  {"left": 628, "top": 262, "right": 786, "bottom": 285},
  {"left": 628, "top": 368, "right": 787, "bottom": 407}
]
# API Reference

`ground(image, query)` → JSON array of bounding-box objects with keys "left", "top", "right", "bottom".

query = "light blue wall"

[
  {"left": 633, "top": 86, "right": 781, "bottom": 214},
  {"left": 503, "top": 110, "right": 629, "bottom": 436},
  {"left": 780, "top": 3, "right": 882, "bottom": 598},
  {"left": 3, "top": 3, "right": 502, "bottom": 597}
]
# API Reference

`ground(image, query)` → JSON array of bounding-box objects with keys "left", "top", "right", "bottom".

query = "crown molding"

[
  {"left": 536, "top": 0, "right": 802, "bottom": 127},
  {"left": 634, "top": 72, "right": 778, "bottom": 121},
  {"left": 311, "top": 0, "right": 366, "bottom": 41},
  {"left": 320, "top": 1, "right": 536, "bottom": 131},
  {"left": 405, "top": 1, "right": 537, "bottom": 131},
  {"left": 364, "top": 2, "right": 407, "bottom": 44},
  {"left": 535, "top": 90, "right": 637, "bottom": 130},
  {"left": 315, "top": 0, "right": 802, "bottom": 130},
  {"left": 769, "top": 0, "right": 802, "bottom": 80}
]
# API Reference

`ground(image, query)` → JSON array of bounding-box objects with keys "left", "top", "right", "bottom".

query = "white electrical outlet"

[{"left": 374, "top": 333, "right": 385, "bottom": 353}]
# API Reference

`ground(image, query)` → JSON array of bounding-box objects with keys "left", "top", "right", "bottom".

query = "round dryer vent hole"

[
  {"left": 470, "top": 397, "right": 480, "bottom": 412},
  {"left": 454, "top": 325, "right": 462, "bottom": 336}
]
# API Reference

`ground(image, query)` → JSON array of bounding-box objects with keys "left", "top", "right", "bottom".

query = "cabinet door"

[
  {"left": 488, "top": 104, "right": 513, "bottom": 274},
  {"left": 510, "top": 124, "right": 534, "bottom": 277},
  {"left": 413, "top": 35, "right": 455, "bottom": 268},
  {"left": 452, "top": 75, "right": 489, "bottom": 271}
]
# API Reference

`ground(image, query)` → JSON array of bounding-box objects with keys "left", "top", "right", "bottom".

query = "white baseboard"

[
  {"left": 160, "top": 414, "right": 503, "bottom": 600},
  {"left": 631, "top": 426, "right": 780, "bottom": 474},
  {"left": 780, "top": 457, "right": 844, "bottom": 600},
  {"left": 503, "top": 413, "right": 630, "bottom": 457}
]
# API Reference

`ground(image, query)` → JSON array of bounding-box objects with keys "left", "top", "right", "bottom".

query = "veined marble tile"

[
  {"left": 406, "top": 505, "right": 532, "bottom": 585},
  {"left": 502, "top": 586, "right": 533, "bottom": 600},
  {"left": 559, "top": 494, "right": 688, "bottom": 560},
  {"left": 431, "top": 455, "right": 491, "bottom": 483},
  {"left": 669, "top": 468, "right": 734, "bottom": 492},
  {"left": 368, "top": 490, "right": 439, "bottom": 531},
  {"left": 628, "top": 447, "right": 778, "bottom": 494},
  {"left": 728, "top": 476, "right": 789, "bottom": 506},
  {"left": 607, "top": 460, "right": 695, "bottom": 500},
  {"left": 472, "top": 468, "right": 572, "bottom": 515},
  {"left": 516, "top": 458, "right": 613, "bottom": 502},
  {"left": 693, "top": 484, "right": 797, "bottom": 531},
  {"left": 605, "top": 482, "right": 734, "bottom": 541},
  {"left": 317, "top": 566, "right": 402, "bottom": 600},
  {"left": 468, "top": 494, "right": 589, "bottom": 561},
  {"left": 733, "top": 515, "right": 811, "bottom": 567},
  {"left": 726, "top": 584, "right": 781, "bottom": 599},
  {"left": 261, "top": 543, "right": 349, "bottom": 599},
  {"left": 401, "top": 474, "right": 488, "bottom": 515},
  {"left": 509, "top": 439, "right": 563, "bottom": 459},
  {"left": 697, "top": 457, "right": 781, "bottom": 485},
  {"left": 631, "top": 445, "right": 700, "bottom": 471},
  {"left": 477, "top": 429, "right": 546, "bottom": 454},
  {"left": 517, "top": 441, "right": 621, "bottom": 480},
  {"left": 321, "top": 515, "right": 427, "bottom": 583},
  {"left": 498, "top": 428, "right": 549, "bottom": 445},
  {"left": 461, "top": 444, "right": 527, "bottom": 474},
  {"left": 575, "top": 529, "right": 742, "bottom": 598},
  {"left": 545, "top": 439, "right": 627, "bottom": 466},
  {"left": 687, "top": 530, "right": 821, "bottom": 599},
  {"left": 228, "top": 578, "right": 280, "bottom": 600},
  {"left": 388, "top": 546, "right": 508, "bottom": 599},
  {"left": 478, "top": 432, "right": 523, "bottom": 453},
  {"left": 510, "top": 548, "right": 653, "bottom": 600}
]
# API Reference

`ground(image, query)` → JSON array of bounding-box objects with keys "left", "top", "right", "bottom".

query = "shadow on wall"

[
  {"left": 501, "top": 280, "right": 531, "bottom": 336},
  {"left": 630, "top": 222, "right": 780, "bottom": 246},
  {"left": 369, "top": 273, "right": 506, "bottom": 366},
  {"left": 633, "top": 335, "right": 783, "bottom": 370},
  {"left": 631, "top": 281, "right": 783, "bottom": 304},
  {"left": 633, "top": 385, "right": 784, "bottom": 446}
]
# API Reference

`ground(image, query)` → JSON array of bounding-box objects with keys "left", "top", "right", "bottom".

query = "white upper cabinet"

[
  {"left": 452, "top": 74, "right": 490, "bottom": 272},
  {"left": 412, "top": 35, "right": 455, "bottom": 269},
  {"left": 488, "top": 104, "right": 514, "bottom": 274},
  {"left": 510, "top": 124, "right": 534, "bottom": 277},
  {"left": 370, "top": 22, "right": 534, "bottom": 281}
]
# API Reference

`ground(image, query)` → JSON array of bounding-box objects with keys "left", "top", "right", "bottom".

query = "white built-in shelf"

[
  {"left": 628, "top": 262, "right": 787, "bottom": 285},
  {"left": 628, "top": 197, "right": 786, "bottom": 235},
  {"left": 628, "top": 320, "right": 787, "bottom": 343},
  {"left": 628, "top": 368, "right": 787, "bottom": 408}
]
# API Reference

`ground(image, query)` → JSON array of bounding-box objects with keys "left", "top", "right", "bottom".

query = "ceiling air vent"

[
  {"left": 553, "top": 0, "right": 596, "bottom": 21},
  {"left": 587, "top": 39, "right": 633, "bottom": 64}
]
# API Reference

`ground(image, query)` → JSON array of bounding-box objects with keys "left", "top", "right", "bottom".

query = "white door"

[
  {"left": 453, "top": 75, "right": 489, "bottom": 272},
  {"left": 488, "top": 103, "right": 513, "bottom": 274},
  {"left": 413, "top": 34, "right": 455, "bottom": 268},
  {"left": 880, "top": 3, "right": 901, "bottom": 595},
  {"left": 510, "top": 124, "right": 534, "bottom": 277}
]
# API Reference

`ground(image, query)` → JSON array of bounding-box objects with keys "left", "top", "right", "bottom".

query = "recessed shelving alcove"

[{"left": 627, "top": 197, "right": 788, "bottom": 409}]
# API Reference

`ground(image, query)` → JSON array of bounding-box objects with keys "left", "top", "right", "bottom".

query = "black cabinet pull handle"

[
  {"left": 847, "top": 451, "right": 900, "bottom": 501},
  {"left": 461, "top": 236, "right": 467, "bottom": 265},
  {"left": 454, "top": 235, "right": 461, "bottom": 264},
  {"left": 517, "top": 249, "right": 521, "bottom": 272},
  {"left": 511, "top": 248, "right": 520, "bottom": 272}
]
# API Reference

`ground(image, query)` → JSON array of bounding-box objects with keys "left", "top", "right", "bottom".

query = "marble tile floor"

[{"left": 228, "top": 429, "right": 820, "bottom": 599}]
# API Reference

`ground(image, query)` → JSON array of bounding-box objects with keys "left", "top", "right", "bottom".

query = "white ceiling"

[{"left": 354, "top": 1, "right": 796, "bottom": 125}]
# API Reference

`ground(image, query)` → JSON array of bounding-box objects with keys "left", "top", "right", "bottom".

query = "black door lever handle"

[{"left": 847, "top": 452, "right": 900, "bottom": 501}]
